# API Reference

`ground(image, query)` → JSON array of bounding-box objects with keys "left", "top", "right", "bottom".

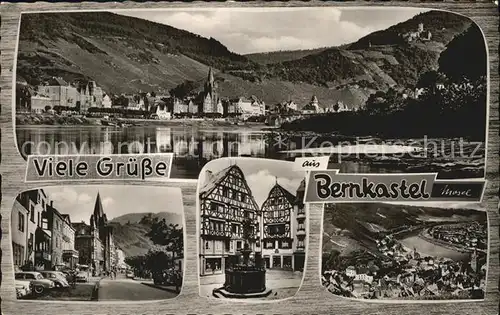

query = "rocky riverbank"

[
  {"left": 15, "top": 113, "right": 268, "bottom": 130},
  {"left": 16, "top": 113, "right": 100, "bottom": 126}
]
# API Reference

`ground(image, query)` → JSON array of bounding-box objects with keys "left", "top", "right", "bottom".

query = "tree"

[
  {"left": 416, "top": 70, "right": 446, "bottom": 93},
  {"left": 439, "top": 24, "right": 486, "bottom": 82},
  {"left": 124, "top": 255, "right": 147, "bottom": 277},
  {"left": 146, "top": 218, "right": 184, "bottom": 259},
  {"left": 144, "top": 248, "right": 173, "bottom": 273},
  {"left": 169, "top": 80, "right": 197, "bottom": 99}
]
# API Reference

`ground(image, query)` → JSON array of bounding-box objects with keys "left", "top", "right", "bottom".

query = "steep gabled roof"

[
  {"left": 93, "top": 192, "right": 105, "bottom": 219},
  {"left": 265, "top": 183, "right": 296, "bottom": 206},
  {"left": 199, "top": 164, "right": 260, "bottom": 211},
  {"left": 48, "top": 77, "right": 68, "bottom": 86},
  {"left": 199, "top": 164, "right": 234, "bottom": 197}
]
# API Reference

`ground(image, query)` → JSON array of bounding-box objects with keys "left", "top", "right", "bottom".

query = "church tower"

[
  {"left": 470, "top": 248, "right": 478, "bottom": 272},
  {"left": 203, "top": 67, "right": 218, "bottom": 113}
]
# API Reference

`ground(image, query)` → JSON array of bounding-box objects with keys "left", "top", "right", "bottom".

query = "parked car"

[
  {"left": 15, "top": 279, "right": 32, "bottom": 298},
  {"left": 126, "top": 271, "right": 135, "bottom": 278},
  {"left": 15, "top": 272, "right": 54, "bottom": 295},
  {"left": 75, "top": 271, "right": 89, "bottom": 282},
  {"left": 40, "top": 271, "right": 70, "bottom": 288},
  {"left": 59, "top": 269, "right": 74, "bottom": 282},
  {"left": 152, "top": 268, "right": 182, "bottom": 287}
]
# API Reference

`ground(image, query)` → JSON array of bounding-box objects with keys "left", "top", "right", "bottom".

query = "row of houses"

[
  {"left": 199, "top": 164, "right": 306, "bottom": 275},
  {"left": 11, "top": 189, "right": 125, "bottom": 275},
  {"left": 16, "top": 78, "right": 112, "bottom": 113},
  {"left": 17, "top": 68, "right": 355, "bottom": 119}
]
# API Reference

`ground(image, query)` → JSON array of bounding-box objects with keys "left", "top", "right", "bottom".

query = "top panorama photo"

[{"left": 14, "top": 8, "right": 487, "bottom": 180}]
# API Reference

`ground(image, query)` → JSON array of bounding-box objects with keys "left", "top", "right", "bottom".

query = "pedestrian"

[{"left": 71, "top": 270, "right": 77, "bottom": 288}]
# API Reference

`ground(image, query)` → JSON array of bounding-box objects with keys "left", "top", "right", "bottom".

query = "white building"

[
  {"left": 30, "top": 95, "right": 52, "bottom": 113},
  {"left": 229, "top": 96, "right": 265, "bottom": 120},
  {"left": 102, "top": 95, "right": 112, "bottom": 108},
  {"left": 355, "top": 273, "right": 374, "bottom": 284},
  {"left": 345, "top": 266, "right": 357, "bottom": 277}
]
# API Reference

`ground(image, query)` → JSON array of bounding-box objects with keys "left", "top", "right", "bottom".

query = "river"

[
  {"left": 399, "top": 235, "right": 469, "bottom": 261},
  {"left": 16, "top": 125, "right": 485, "bottom": 179}
]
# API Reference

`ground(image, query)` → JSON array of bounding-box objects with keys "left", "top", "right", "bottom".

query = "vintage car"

[
  {"left": 15, "top": 272, "right": 55, "bottom": 295},
  {"left": 75, "top": 271, "right": 89, "bottom": 282},
  {"left": 152, "top": 268, "right": 182, "bottom": 287},
  {"left": 126, "top": 271, "right": 135, "bottom": 279},
  {"left": 40, "top": 271, "right": 70, "bottom": 288},
  {"left": 15, "top": 279, "right": 32, "bottom": 298}
]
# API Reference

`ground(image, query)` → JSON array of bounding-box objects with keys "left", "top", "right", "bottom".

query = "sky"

[
  {"left": 113, "top": 7, "right": 430, "bottom": 54},
  {"left": 199, "top": 158, "right": 305, "bottom": 207},
  {"left": 40, "top": 185, "right": 184, "bottom": 224}
]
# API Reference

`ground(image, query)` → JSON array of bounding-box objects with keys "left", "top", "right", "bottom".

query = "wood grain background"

[{"left": 1, "top": 2, "right": 498, "bottom": 314}]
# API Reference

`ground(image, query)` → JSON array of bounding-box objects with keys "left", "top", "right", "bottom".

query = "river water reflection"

[{"left": 16, "top": 125, "right": 484, "bottom": 179}]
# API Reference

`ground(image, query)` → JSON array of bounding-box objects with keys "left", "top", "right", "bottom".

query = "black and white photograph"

[
  {"left": 197, "top": 158, "right": 307, "bottom": 300},
  {"left": 321, "top": 202, "right": 488, "bottom": 300},
  {"left": 14, "top": 8, "right": 487, "bottom": 180},
  {"left": 11, "top": 186, "right": 184, "bottom": 301}
]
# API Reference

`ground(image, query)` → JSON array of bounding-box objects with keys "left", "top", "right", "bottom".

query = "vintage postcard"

[{"left": 1, "top": 3, "right": 497, "bottom": 315}]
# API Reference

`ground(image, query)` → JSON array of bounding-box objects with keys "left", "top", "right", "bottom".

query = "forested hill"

[
  {"left": 17, "top": 12, "right": 257, "bottom": 94},
  {"left": 109, "top": 212, "right": 182, "bottom": 258},
  {"left": 16, "top": 10, "right": 478, "bottom": 107},
  {"left": 256, "top": 10, "right": 474, "bottom": 90},
  {"left": 347, "top": 10, "right": 473, "bottom": 49},
  {"left": 20, "top": 12, "right": 253, "bottom": 71}
]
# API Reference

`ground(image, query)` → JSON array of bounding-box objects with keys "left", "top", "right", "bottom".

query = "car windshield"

[{"left": 14, "top": 274, "right": 24, "bottom": 280}]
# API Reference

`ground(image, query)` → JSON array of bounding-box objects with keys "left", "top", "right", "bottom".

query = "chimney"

[
  {"left": 50, "top": 200, "right": 53, "bottom": 207},
  {"left": 206, "top": 170, "right": 214, "bottom": 183}
]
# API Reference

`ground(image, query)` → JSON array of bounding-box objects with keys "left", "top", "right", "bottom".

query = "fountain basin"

[{"left": 224, "top": 267, "right": 266, "bottom": 294}]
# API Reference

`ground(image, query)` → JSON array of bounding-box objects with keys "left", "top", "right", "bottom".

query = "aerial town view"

[
  {"left": 14, "top": 8, "right": 487, "bottom": 179},
  {"left": 11, "top": 186, "right": 184, "bottom": 301},
  {"left": 321, "top": 203, "right": 488, "bottom": 300},
  {"left": 198, "top": 158, "right": 306, "bottom": 300}
]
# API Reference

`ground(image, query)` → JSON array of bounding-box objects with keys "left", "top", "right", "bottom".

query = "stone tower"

[
  {"left": 470, "top": 248, "right": 478, "bottom": 272},
  {"left": 203, "top": 67, "right": 218, "bottom": 113}
]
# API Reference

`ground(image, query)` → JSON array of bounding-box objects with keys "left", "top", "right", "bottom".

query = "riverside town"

[{"left": 321, "top": 203, "right": 488, "bottom": 300}]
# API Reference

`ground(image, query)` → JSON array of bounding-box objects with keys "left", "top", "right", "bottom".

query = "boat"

[{"left": 101, "top": 119, "right": 118, "bottom": 127}]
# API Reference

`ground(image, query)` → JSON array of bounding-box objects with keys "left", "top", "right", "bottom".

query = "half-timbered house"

[
  {"left": 293, "top": 179, "right": 306, "bottom": 272},
  {"left": 199, "top": 165, "right": 261, "bottom": 276},
  {"left": 261, "top": 180, "right": 296, "bottom": 270}
]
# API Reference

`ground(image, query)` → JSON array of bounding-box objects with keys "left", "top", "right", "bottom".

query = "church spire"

[
  {"left": 93, "top": 191, "right": 105, "bottom": 219},
  {"left": 207, "top": 67, "right": 214, "bottom": 85}
]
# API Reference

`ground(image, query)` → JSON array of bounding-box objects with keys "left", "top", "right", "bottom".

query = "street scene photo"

[
  {"left": 321, "top": 202, "right": 488, "bottom": 300},
  {"left": 11, "top": 185, "right": 184, "bottom": 301},
  {"left": 198, "top": 158, "right": 307, "bottom": 300},
  {"left": 15, "top": 8, "right": 487, "bottom": 180}
]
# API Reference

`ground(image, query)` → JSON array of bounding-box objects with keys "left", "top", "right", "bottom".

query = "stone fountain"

[{"left": 212, "top": 219, "right": 272, "bottom": 299}]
